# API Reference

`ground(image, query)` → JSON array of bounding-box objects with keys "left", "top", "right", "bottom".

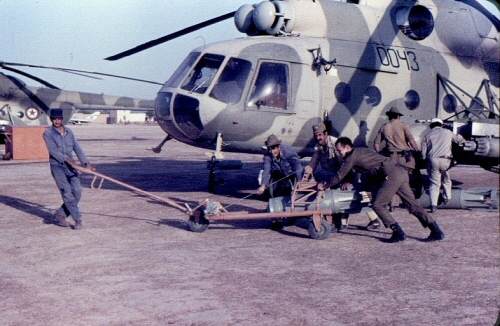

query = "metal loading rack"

[{"left": 75, "top": 166, "right": 336, "bottom": 240}]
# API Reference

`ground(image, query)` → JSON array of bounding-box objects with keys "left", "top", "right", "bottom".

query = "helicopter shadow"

[{"left": 79, "top": 156, "right": 264, "bottom": 195}]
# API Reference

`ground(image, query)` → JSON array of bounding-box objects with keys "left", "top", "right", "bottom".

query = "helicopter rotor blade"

[
  {"left": 105, "top": 11, "right": 236, "bottom": 61},
  {"left": 1, "top": 61, "right": 163, "bottom": 86},
  {"left": 0, "top": 64, "right": 60, "bottom": 89}
]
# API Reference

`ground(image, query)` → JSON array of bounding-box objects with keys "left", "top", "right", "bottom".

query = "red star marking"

[{"left": 26, "top": 107, "right": 39, "bottom": 120}]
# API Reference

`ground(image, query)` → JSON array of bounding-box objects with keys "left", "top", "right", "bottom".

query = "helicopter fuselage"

[{"left": 155, "top": 0, "right": 498, "bottom": 166}]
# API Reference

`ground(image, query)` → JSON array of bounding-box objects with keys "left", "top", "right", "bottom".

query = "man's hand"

[
  {"left": 317, "top": 182, "right": 325, "bottom": 191},
  {"left": 340, "top": 182, "right": 350, "bottom": 191},
  {"left": 256, "top": 185, "right": 266, "bottom": 195},
  {"left": 85, "top": 162, "right": 96, "bottom": 172},
  {"left": 302, "top": 165, "right": 313, "bottom": 181},
  {"left": 64, "top": 158, "right": 77, "bottom": 169}
]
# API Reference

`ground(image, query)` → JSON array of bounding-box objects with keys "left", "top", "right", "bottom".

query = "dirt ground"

[{"left": 0, "top": 124, "right": 498, "bottom": 326}]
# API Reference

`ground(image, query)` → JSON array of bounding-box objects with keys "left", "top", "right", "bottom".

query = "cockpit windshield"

[
  {"left": 164, "top": 51, "right": 200, "bottom": 88},
  {"left": 209, "top": 58, "right": 252, "bottom": 104},
  {"left": 181, "top": 53, "right": 225, "bottom": 94}
]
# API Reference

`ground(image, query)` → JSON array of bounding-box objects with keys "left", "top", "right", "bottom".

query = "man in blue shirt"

[
  {"left": 256, "top": 134, "right": 303, "bottom": 198},
  {"left": 43, "top": 109, "right": 95, "bottom": 230}
]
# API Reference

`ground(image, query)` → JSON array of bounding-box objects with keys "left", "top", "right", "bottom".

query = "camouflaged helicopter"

[
  {"left": 106, "top": 0, "right": 499, "bottom": 179},
  {"left": 0, "top": 62, "right": 159, "bottom": 131}
]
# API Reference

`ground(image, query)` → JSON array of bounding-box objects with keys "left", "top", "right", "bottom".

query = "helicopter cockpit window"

[
  {"left": 181, "top": 53, "right": 225, "bottom": 94},
  {"left": 248, "top": 62, "right": 288, "bottom": 110},
  {"left": 164, "top": 51, "right": 200, "bottom": 88},
  {"left": 209, "top": 58, "right": 251, "bottom": 104}
]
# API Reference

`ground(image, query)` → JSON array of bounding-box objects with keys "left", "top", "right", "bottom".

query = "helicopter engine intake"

[
  {"left": 235, "top": 0, "right": 326, "bottom": 37},
  {"left": 395, "top": 5, "right": 434, "bottom": 40}
]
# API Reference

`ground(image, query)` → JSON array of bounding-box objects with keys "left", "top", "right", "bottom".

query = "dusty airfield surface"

[{"left": 0, "top": 124, "right": 498, "bottom": 326}]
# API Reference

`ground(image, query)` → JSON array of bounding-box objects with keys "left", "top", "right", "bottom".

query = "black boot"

[
  {"left": 424, "top": 221, "right": 445, "bottom": 241},
  {"left": 381, "top": 223, "right": 406, "bottom": 243}
]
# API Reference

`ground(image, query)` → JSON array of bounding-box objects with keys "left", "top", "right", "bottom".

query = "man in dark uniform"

[
  {"left": 256, "top": 134, "right": 303, "bottom": 198},
  {"left": 319, "top": 137, "right": 444, "bottom": 243},
  {"left": 304, "top": 123, "right": 381, "bottom": 231}
]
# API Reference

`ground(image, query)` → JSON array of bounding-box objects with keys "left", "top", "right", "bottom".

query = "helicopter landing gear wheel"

[
  {"left": 308, "top": 216, "right": 331, "bottom": 240},
  {"left": 187, "top": 212, "right": 209, "bottom": 233}
]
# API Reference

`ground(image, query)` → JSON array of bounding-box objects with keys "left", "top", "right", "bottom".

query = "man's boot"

[
  {"left": 73, "top": 219, "right": 83, "bottom": 230},
  {"left": 54, "top": 214, "right": 69, "bottom": 227},
  {"left": 366, "top": 219, "right": 380, "bottom": 230},
  {"left": 382, "top": 223, "right": 406, "bottom": 243},
  {"left": 430, "top": 205, "right": 437, "bottom": 213},
  {"left": 424, "top": 221, "right": 445, "bottom": 241}
]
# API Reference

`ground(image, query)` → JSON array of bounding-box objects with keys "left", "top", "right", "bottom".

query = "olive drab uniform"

[
  {"left": 307, "top": 134, "right": 380, "bottom": 230},
  {"left": 374, "top": 110, "right": 423, "bottom": 199},
  {"left": 324, "top": 147, "right": 435, "bottom": 229},
  {"left": 308, "top": 135, "right": 342, "bottom": 174},
  {"left": 374, "top": 119, "right": 416, "bottom": 170}
]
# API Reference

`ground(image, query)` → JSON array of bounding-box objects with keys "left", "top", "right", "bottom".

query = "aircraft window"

[
  {"left": 335, "top": 82, "right": 351, "bottom": 104},
  {"left": 164, "top": 52, "right": 200, "bottom": 88},
  {"left": 404, "top": 89, "right": 420, "bottom": 110},
  {"left": 209, "top": 58, "right": 252, "bottom": 104},
  {"left": 181, "top": 53, "right": 225, "bottom": 94},
  {"left": 443, "top": 94, "right": 457, "bottom": 113},
  {"left": 364, "top": 86, "right": 381, "bottom": 106},
  {"left": 248, "top": 62, "right": 288, "bottom": 110},
  {"left": 155, "top": 92, "right": 173, "bottom": 118}
]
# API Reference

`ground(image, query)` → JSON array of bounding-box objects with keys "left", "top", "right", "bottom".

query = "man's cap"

[
  {"left": 50, "top": 109, "right": 64, "bottom": 119},
  {"left": 386, "top": 107, "right": 403, "bottom": 116},
  {"left": 430, "top": 118, "right": 443, "bottom": 125},
  {"left": 312, "top": 122, "right": 327, "bottom": 135},
  {"left": 265, "top": 134, "right": 281, "bottom": 147}
]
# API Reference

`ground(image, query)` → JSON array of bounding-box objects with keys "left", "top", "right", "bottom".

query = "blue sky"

[
  {"left": 0, "top": 0, "right": 498, "bottom": 100},
  {"left": 0, "top": 0, "right": 251, "bottom": 99}
]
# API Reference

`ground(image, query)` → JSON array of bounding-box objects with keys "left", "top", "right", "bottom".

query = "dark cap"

[
  {"left": 265, "top": 134, "right": 281, "bottom": 147},
  {"left": 386, "top": 107, "right": 403, "bottom": 116},
  {"left": 50, "top": 109, "right": 64, "bottom": 119},
  {"left": 312, "top": 122, "right": 327, "bottom": 135}
]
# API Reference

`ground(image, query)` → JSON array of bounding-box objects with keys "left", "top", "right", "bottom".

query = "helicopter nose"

[{"left": 155, "top": 92, "right": 205, "bottom": 141}]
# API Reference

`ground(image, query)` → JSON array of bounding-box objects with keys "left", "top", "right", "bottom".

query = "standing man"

[
  {"left": 256, "top": 134, "right": 303, "bottom": 198},
  {"left": 374, "top": 107, "right": 420, "bottom": 167},
  {"left": 421, "top": 118, "right": 465, "bottom": 213},
  {"left": 43, "top": 109, "right": 95, "bottom": 230},
  {"left": 303, "top": 123, "right": 381, "bottom": 230},
  {"left": 320, "top": 137, "right": 445, "bottom": 243},
  {"left": 374, "top": 107, "right": 422, "bottom": 205}
]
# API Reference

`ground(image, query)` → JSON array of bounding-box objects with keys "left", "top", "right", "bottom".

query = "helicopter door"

[{"left": 247, "top": 61, "right": 290, "bottom": 112}]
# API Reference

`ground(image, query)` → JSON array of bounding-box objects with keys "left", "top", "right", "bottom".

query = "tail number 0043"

[{"left": 376, "top": 47, "right": 419, "bottom": 71}]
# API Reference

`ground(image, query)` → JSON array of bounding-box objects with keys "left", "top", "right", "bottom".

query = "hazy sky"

[
  {"left": 1, "top": 0, "right": 498, "bottom": 100},
  {"left": 0, "top": 0, "right": 251, "bottom": 99}
]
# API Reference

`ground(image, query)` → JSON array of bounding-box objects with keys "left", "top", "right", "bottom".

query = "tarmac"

[{"left": 0, "top": 123, "right": 498, "bottom": 326}]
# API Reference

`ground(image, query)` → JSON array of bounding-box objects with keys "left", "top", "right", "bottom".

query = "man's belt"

[{"left": 438, "top": 155, "right": 453, "bottom": 159}]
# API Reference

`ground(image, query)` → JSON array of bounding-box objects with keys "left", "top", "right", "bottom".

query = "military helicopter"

[
  {"left": 106, "top": 0, "right": 499, "bottom": 182},
  {"left": 0, "top": 62, "right": 159, "bottom": 131}
]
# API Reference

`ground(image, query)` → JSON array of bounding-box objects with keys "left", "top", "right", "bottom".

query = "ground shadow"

[{"left": 0, "top": 194, "right": 53, "bottom": 221}]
